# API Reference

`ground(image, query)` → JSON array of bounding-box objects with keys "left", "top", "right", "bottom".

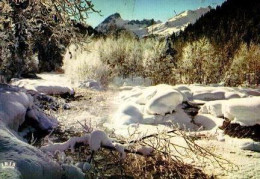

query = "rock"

[
  {"left": 0, "top": 124, "right": 62, "bottom": 179},
  {"left": 79, "top": 79, "right": 103, "bottom": 91},
  {"left": 62, "top": 164, "right": 85, "bottom": 179}
]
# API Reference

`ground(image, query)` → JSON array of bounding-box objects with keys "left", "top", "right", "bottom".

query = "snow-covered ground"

[{"left": 2, "top": 73, "right": 260, "bottom": 178}]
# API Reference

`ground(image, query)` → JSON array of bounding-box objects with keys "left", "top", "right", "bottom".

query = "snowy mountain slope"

[
  {"left": 147, "top": 7, "right": 211, "bottom": 36},
  {"left": 96, "top": 7, "right": 211, "bottom": 37},
  {"left": 95, "top": 13, "right": 160, "bottom": 38}
]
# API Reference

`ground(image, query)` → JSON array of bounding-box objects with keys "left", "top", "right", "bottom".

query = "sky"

[{"left": 87, "top": 0, "right": 226, "bottom": 27}]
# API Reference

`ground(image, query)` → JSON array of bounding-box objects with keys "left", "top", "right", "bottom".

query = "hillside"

[
  {"left": 148, "top": 7, "right": 211, "bottom": 36},
  {"left": 171, "top": 0, "right": 260, "bottom": 52}
]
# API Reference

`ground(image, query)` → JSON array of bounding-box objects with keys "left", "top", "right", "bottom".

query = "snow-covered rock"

[
  {"left": 199, "top": 100, "right": 225, "bottom": 117},
  {"left": 239, "top": 141, "right": 260, "bottom": 152},
  {"left": 145, "top": 87, "right": 183, "bottom": 115},
  {"left": 62, "top": 164, "right": 85, "bottom": 179},
  {"left": 11, "top": 73, "right": 74, "bottom": 96},
  {"left": 0, "top": 84, "right": 58, "bottom": 132},
  {"left": 79, "top": 79, "right": 103, "bottom": 91},
  {"left": 89, "top": 130, "right": 113, "bottom": 151},
  {"left": 41, "top": 135, "right": 90, "bottom": 153},
  {"left": 0, "top": 124, "right": 63, "bottom": 179},
  {"left": 222, "top": 97, "right": 260, "bottom": 126},
  {"left": 0, "top": 85, "right": 81, "bottom": 179},
  {"left": 193, "top": 90, "right": 225, "bottom": 101}
]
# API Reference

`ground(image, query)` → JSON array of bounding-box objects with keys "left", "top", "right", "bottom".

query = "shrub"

[
  {"left": 63, "top": 33, "right": 172, "bottom": 86},
  {"left": 225, "top": 43, "right": 260, "bottom": 86}
]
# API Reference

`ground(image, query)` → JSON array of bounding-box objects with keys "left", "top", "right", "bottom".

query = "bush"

[{"left": 63, "top": 33, "right": 174, "bottom": 86}]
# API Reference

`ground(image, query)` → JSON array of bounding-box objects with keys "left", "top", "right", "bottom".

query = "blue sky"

[{"left": 87, "top": 0, "right": 226, "bottom": 27}]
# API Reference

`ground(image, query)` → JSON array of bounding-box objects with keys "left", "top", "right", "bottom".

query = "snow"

[
  {"left": 145, "top": 88, "right": 183, "bottom": 115},
  {"left": 199, "top": 100, "right": 225, "bottom": 117},
  {"left": 193, "top": 90, "right": 225, "bottom": 101},
  {"left": 0, "top": 84, "right": 58, "bottom": 132},
  {"left": 147, "top": 7, "right": 210, "bottom": 36},
  {"left": 194, "top": 114, "right": 224, "bottom": 130},
  {"left": 41, "top": 135, "right": 90, "bottom": 153},
  {"left": 113, "top": 103, "right": 143, "bottom": 125},
  {"left": 137, "top": 146, "right": 154, "bottom": 156},
  {"left": 115, "top": 143, "right": 126, "bottom": 159},
  {"left": 82, "top": 162, "right": 91, "bottom": 172},
  {"left": 11, "top": 73, "right": 74, "bottom": 96},
  {"left": 222, "top": 97, "right": 260, "bottom": 126},
  {"left": 89, "top": 130, "right": 113, "bottom": 151},
  {"left": 239, "top": 141, "right": 260, "bottom": 152},
  {"left": 0, "top": 123, "right": 63, "bottom": 179}
]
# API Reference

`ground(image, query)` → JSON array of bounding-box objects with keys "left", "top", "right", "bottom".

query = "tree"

[
  {"left": 0, "top": 0, "right": 99, "bottom": 80},
  {"left": 179, "top": 37, "right": 220, "bottom": 84},
  {"left": 226, "top": 43, "right": 260, "bottom": 86}
]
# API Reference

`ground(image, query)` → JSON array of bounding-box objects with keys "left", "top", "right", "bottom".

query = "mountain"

[
  {"left": 148, "top": 7, "right": 211, "bottom": 36},
  {"left": 95, "top": 7, "right": 210, "bottom": 38},
  {"left": 95, "top": 13, "right": 160, "bottom": 38}
]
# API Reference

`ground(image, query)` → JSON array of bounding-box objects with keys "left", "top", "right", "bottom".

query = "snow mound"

[
  {"left": 199, "top": 100, "right": 225, "bottom": 117},
  {"left": 145, "top": 86, "right": 183, "bottom": 115},
  {"left": 239, "top": 141, "right": 260, "bottom": 152},
  {"left": 11, "top": 73, "right": 74, "bottom": 96},
  {"left": 222, "top": 97, "right": 260, "bottom": 126},
  {"left": 194, "top": 114, "right": 224, "bottom": 130},
  {"left": 113, "top": 104, "right": 143, "bottom": 125},
  {"left": 193, "top": 90, "right": 225, "bottom": 101},
  {"left": 0, "top": 84, "right": 58, "bottom": 132}
]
